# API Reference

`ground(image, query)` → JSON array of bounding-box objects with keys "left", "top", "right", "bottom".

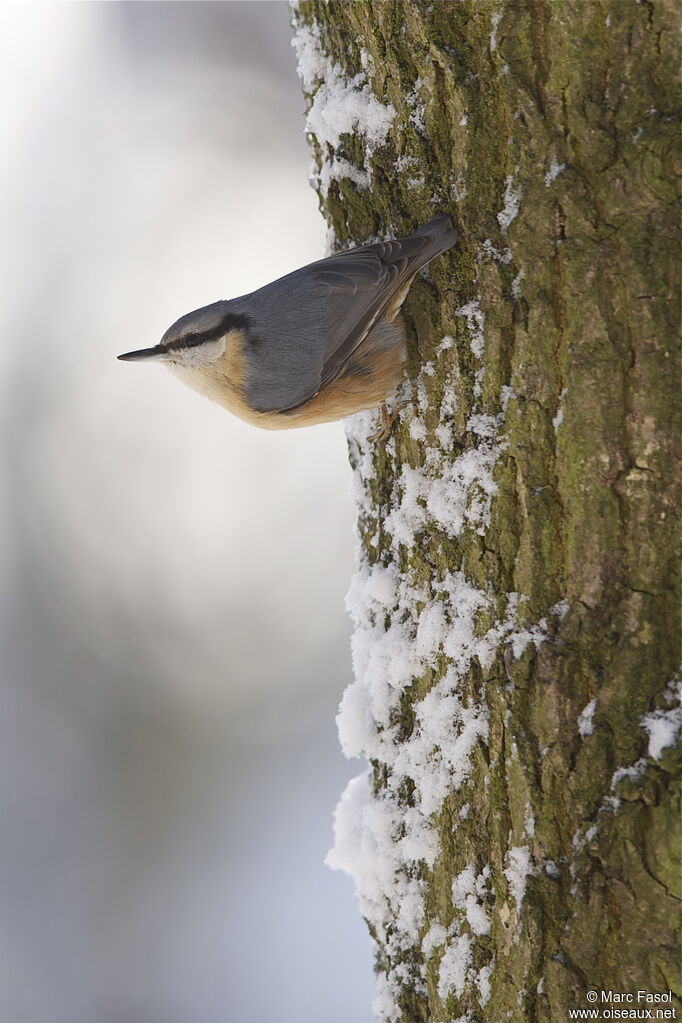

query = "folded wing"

[{"left": 236, "top": 214, "right": 457, "bottom": 413}]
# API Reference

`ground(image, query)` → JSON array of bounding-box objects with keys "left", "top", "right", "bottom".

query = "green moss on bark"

[{"left": 294, "top": 2, "right": 681, "bottom": 1020}]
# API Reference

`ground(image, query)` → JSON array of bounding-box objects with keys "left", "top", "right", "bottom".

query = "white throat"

[{"left": 167, "top": 336, "right": 226, "bottom": 370}]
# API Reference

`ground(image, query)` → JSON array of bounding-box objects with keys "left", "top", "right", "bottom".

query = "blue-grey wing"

[{"left": 236, "top": 214, "right": 457, "bottom": 413}]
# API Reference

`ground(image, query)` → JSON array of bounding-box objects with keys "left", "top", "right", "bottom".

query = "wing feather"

[{"left": 235, "top": 215, "right": 457, "bottom": 413}]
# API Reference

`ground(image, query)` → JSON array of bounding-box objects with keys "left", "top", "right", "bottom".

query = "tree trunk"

[{"left": 291, "top": 2, "right": 681, "bottom": 1020}]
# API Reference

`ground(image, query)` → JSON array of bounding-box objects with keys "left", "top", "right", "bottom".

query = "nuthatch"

[{"left": 118, "top": 214, "right": 457, "bottom": 429}]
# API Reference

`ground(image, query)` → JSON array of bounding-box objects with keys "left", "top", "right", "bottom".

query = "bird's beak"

[{"left": 117, "top": 344, "right": 167, "bottom": 362}]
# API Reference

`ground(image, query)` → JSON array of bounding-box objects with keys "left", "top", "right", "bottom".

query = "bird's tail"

[{"left": 406, "top": 213, "right": 459, "bottom": 266}]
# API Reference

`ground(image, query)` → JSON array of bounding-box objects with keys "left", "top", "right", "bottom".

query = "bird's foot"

[{"left": 367, "top": 400, "right": 410, "bottom": 443}]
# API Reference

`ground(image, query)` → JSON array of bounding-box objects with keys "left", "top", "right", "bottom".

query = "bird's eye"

[{"left": 184, "top": 334, "right": 203, "bottom": 348}]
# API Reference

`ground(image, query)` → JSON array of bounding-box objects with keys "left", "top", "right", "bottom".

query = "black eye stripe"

[{"left": 166, "top": 312, "right": 252, "bottom": 352}]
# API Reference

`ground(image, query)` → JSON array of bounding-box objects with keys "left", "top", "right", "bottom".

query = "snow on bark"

[
  {"left": 292, "top": 2, "right": 680, "bottom": 1019},
  {"left": 326, "top": 308, "right": 551, "bottom": 1019},
  {"left": 291, "top": 20, "right": 395, "bottom": 198}
]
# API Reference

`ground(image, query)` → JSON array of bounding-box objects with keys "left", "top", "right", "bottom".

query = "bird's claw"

[{"left": 367, "top": 399, "right": 411, "bottom": 443}]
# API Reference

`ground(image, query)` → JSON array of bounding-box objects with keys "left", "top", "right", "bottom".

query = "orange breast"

[{"left": 178, "top": 322, "right": 406, "bottom": 430}]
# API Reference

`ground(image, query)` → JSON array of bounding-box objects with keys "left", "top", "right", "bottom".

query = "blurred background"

[{"left": 0, "top": 3, "right": 374, "bottom": 1021}]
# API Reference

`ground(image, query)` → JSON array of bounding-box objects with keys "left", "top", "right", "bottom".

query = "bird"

[{"left": 118, "top": 214, "right": 458, "bottom": 430}]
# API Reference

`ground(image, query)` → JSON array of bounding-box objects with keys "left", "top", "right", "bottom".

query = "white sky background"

[{"left": 0, "top": 3, "right": 373, "bottom": 1021}]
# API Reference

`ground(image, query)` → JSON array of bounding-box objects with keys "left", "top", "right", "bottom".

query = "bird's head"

[{"left": 118, "top": 301, "right": 247, "bottom": 371}]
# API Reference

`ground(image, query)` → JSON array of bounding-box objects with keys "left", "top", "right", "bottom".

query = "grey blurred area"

[{"left": 0, "top": 3, "right": 373, "bottom": 1021}]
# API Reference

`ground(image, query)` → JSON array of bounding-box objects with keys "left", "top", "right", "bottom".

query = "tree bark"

[{"left": 291, "top": 2, "right": 681, "bottom": 1020}]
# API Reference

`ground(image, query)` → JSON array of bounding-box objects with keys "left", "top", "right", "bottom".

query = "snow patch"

[
  {"left": 395, "top": 154, "right": 418, "bottom": 174},
  {"left": 504, "top": 845, "right": 532, "bottom": 912},
  {"left": 291, "top": 19, "right": 395, "bottom": 196},
  {"left": 497, "top": 174, "right": 522, "bottom": 233},
  {"left": 438, "top": 933, "right": 472, "bottom": 1000},
  {"left": 291, "top": 22, "right": 327, "bottom": 92},
  {"left": 318, "top": 156, "right": 369, "bottom": 195},
  {"left": 489, "top": 9, "right": 502, "bottom": 53},
  {"left": 480, "top": 238, "right": 512, "bottom": 265},
  {"left": 553, "top": 388, "right": 567, "bottom": 433},
  {"left": 477, "top": 962, "right": 493, "bottom": 1006},
  {"left": 407, "top": 77, "right": 427, "bottom": 135},
  {"left": 451, "top": 864, "right": 492, "bottom": 936},
  {"left": 405, "top": 174, "right": 426, "bottom": 191},
  {"left": 382, "top": 443, "right": 503, "bottom": 545},
  {"left": 507, "top": 618, "right": 548, "bottom": 659},
  {"left": 456, "top": 300, "right": 485, "bottom": 359},
  {"left": 544, "top": 159, "right": 566, "bottom": 187},
  {"left": 611, "top": 759, "right": 647, "bottom": 788},
  {"left": 421, "top": 922, "right": 447, "bottom": 956},
  {"left": 550, "top": 599, "right": 569, "bottom": 619},
  {"left": 326, "top": 771, "right": 426, "bottom": 944},
  {"left": 511, "top": 269, "right": 525, "bottom": 299},
  {"left": 408, "top": 418, "right": 427, "bottom": 442},
  {"left": 641, "top": 681, "right": 681, "bottom": 759},
  {"left": 577, "top": 698, "right": 597, "bottom": 738}
]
